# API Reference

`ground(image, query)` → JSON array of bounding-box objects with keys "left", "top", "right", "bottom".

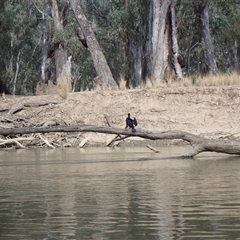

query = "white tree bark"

[
  {"left": 152, "top": 0, "right": 171, "bottom": 81},
  {"left": 33, "top": 1, "right": 49, "bottom": 83},
  {"left": 41, "top": 12, "right": 48, "bottom": 83},
  {"left": 12, "top": 50, "right": 22, "bottom": 96},
  {"left": 170, "top": 3, "right": 183, "bottom": 80},
  {"left": 151, "top": 0, "right": 182, "bottom": 82}
]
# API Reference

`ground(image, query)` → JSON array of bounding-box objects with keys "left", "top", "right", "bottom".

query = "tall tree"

[
  {"left": 1, "top": 0, "right": 239, "bottom": 95},
  {"left": 51, "top": 0, "right": 72, "bottom": 93},
  {"left": 209, "top": 0, "right": 240, "bottom": 73},
  {"left": 150, "top": 0, "right": 183, "bottom": 82},
  {"left": 70, "top": 0, "right": 118, "bottom": 90},
  {"left": 103, "top": 0, "right": 183, "bottom": 86},
  {"left": 0, "top": 0, "right": 41, "bottom": 95},
  {"left": 194, "top": 0, "right": 218, "bottom": 75},
  {"left": 32, "top": 0, "right": 50, "bottom": 84}
]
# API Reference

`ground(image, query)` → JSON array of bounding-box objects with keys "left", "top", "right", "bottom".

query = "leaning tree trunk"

[
  {"left": 151, "top": 0, "right": 183, "bottom": 83},
  {"left": 70, "top": 0, "right": 118, "bottom": 90}
]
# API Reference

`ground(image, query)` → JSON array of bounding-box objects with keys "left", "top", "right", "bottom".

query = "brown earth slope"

[{"left": 1, "top": 86, "right": 240, "bottom": 147}]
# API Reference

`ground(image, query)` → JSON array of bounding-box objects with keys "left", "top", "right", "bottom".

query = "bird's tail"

[{"left": 133, "top": 117, "right": 138, "bottom": 126}]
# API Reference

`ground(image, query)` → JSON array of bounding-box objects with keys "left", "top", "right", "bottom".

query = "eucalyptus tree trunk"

[
  {"left": 51, "top": 0, "right": 71, "bottom": 92},
  {"left": 151, "top": 0, "right": 169, "bottom": 81},
  {"left": 195, "top": 0, "right": 218, "bottom": 75},
  {"left": 122, "top": 35, "right": 132, "bottom": 88},
  {"left": 129, "top": 0, "right": 154, "bottom": 87},
  {"left": 41, "top": 10, "right": 49, "bottom": 84},
  {"left": 233, "top": 40, "right": 239, "bottom": 73},
  {"left": 33, "top": 1, "right": 49, "bottom": 84},
  {"left": 130, "top": 42, "right": 142, "bottom": 87},
  {"left": 12, "top": 50, "right": 22, "bottom": 96},
  {"left": 170, "top": 2, "right": 183, "bottom": 80},
  {"left": 52, "top": 0, "right": 67, "bottom": 78},
  {"left": 151, "top": 0, "right": 183, "bottom": 82},
  {"left": 70, "top": 0, "right": 118, "bottom": 90},
  {"left": 142, "top": 0, "right": 153, "bottom": 81},
  {"left": 124, "top": 0, "right": 146, "bottom": 88}
]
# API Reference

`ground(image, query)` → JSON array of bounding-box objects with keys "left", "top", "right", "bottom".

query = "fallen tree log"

[
  {"left": 0, "top": 125, "right": 240, "bottom": 156},
  {"left": 0, "top": 101, "right": 60, "bottom": 114}
]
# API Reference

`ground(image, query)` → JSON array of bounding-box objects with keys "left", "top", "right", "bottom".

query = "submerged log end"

[{"left": 146, "top": 144, "right": 160, "bottom": 153}]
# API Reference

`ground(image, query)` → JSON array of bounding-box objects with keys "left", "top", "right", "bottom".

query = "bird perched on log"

[{"left": 125, "top": 113, "right": 138, "bottom": 132}]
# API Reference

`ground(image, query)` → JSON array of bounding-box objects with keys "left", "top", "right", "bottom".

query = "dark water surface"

[{"left": 0, "top": 146, "right": 240, "bottom": 240}]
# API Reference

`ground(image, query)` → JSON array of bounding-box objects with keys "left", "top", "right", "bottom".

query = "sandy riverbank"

[{"left": 1, "top": 85, "right": 240, "bottom": 148}]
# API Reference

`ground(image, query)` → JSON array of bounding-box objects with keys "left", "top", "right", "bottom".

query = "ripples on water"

[{"left": 0, "top": 146, "right": 240, "bottom": 239}]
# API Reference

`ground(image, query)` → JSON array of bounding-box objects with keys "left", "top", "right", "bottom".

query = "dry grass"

[
  {"left": 119, "top": 76, "right": 127, "bottom": 90},
  {"left": 59, "top": 84, "right": 69, "bottom": 99},
  {"left": 193, "top": 72, "right": 240, "bottom": 86},
  {"left": 163, "top": 72, "right": 240, "bottom": 88},
  {"left": 35, "top": 80, "right": 58, "bottom": 95},
  {"left": 57, "top": 75, "right": 71, "bottom": 99},
  {"left": 118, "top": 72, "right": 240, "bottom": 90},
  {"left": 141, "top": 78, "right": 153, "bottom": 89}
]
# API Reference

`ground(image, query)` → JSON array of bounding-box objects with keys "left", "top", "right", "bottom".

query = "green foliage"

[
  {"left": 175, "top": 0, "right": 240, "bottom": 74},
  {"left": 0, "top": 0, "right": 42, "bottom": 94},
  {"left": 0, "top": 0, "right": 239, "bottom": 95}
]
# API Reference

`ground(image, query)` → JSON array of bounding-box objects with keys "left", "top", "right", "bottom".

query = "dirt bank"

[{"left": 1, "top": 86, "right": 240, "bottom": 147}]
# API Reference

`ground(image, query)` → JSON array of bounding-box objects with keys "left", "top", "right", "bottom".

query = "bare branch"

[
  {"left": 32, "top": 1, "right": 47, "bottom": 17},
  {"left": 0, "top": 125, "right": 240, "bottom": 156},
  {"left": 0, "top": 137, "right": 35, "bottom": 148},
  {"left": 37, "top": 133, "right": 55, "bottom": 149}
]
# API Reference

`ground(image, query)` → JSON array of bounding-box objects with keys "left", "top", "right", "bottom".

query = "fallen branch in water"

[
  {"left": 146, "top": 144, "right": 160, "bottom": 153},
  {"left": 0, "top": 125, "right": 239, "bottom": 156}
]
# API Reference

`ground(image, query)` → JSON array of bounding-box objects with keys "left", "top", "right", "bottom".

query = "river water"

[{"left": 0, "top": 146, "right": 240, "bottom": 240}]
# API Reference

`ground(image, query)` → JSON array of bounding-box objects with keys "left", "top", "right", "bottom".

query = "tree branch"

[{"left": 0, "top": 125, "right": 240, "bottom": 156}]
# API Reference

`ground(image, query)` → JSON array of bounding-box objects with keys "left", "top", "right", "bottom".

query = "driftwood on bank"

[
  {"left": 37, "top": 133, "right": 55, "bottom": 149},
  {"left": 0, "top": 125, "right": 240, "bottom": 157},
  {"left": 0, "top": 136, "right": 35, "bottom": 148},
  {"left": 0, "top": 101, "right": 60, "bottom": 115}
]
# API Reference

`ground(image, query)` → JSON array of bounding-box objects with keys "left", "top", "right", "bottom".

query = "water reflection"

[{"left": 0, "top": 147, "right": 240, "bottom": 239}]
